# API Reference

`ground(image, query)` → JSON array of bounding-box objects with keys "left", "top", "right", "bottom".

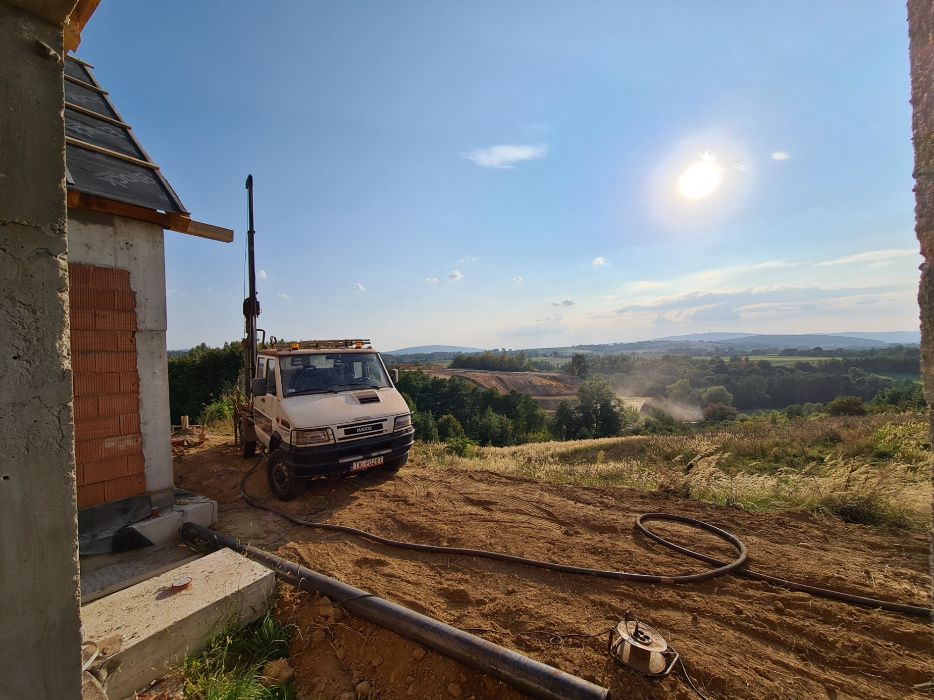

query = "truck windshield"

[{"left": 278, "top": 352, "right": 391, "bottom": 396}]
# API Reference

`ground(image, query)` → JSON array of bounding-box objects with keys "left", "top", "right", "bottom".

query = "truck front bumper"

[{"left": 279, "top": 428, "right": 415, "bottom": 477}]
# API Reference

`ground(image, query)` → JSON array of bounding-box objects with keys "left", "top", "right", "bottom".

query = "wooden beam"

[
  {"left": 182, "top": 220, "right": 235, "bottom": 243},
  {"left": 67, "top": 191, "right": 174, "bottom": 228},
  {"left": 68, "top": 191, "right": 232, "bottom": 243},
  {"left": 64, "top": 0, "right": 101, "bottom": 53}
]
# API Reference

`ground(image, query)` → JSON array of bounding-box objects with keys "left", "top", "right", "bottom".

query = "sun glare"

[{"left": 677, "top": 159, "right": 723, "bottom": 200}]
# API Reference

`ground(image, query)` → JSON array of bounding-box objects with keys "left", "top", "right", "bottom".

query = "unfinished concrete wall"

[
  {"left": 69, "top": 209, "right": 175, "bottom": 509},
  {"left": 0, "top": 1, "right": 83, "bottom": 698},
  {"left": 909, "top": 0, "right": 934, "bottom": 435}
]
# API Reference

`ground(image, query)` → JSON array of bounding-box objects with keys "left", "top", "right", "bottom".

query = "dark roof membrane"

[{"left": 64, "top": 57, "right": 187, "bottom": 215}]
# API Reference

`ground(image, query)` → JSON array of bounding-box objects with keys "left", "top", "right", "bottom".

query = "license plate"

[{"left": 351, "top": 456, "right": 384, "bottom": 471}]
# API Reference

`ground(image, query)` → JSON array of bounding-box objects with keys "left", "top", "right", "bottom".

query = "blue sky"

[{"left": 79, "top": 1, "right": 919, "bottom": 351}]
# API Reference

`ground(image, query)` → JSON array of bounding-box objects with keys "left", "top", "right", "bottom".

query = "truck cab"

[{"left": 241, "top": 339, "right": 414, "bottom": 500}]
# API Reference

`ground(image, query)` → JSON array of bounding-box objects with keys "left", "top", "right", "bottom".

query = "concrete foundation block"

[
  {"left": 128, "top": 495, "right": 218, "bottom": 547},
  {"left": 81, "top": 548, "right": 275, "bottom": 700}
]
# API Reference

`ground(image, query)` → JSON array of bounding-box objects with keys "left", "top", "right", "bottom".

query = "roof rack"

[{"left": 265, "top": 339, "right": 372, "bottom": 350}]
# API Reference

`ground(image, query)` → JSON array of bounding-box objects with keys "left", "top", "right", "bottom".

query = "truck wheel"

[
  {"left": 240, "top": 438, "right": 257, "bottom": 458},
  {"left": 384, "top": 454, "right": 408, "bottom": 472},
  {"left": 267, "top": 449, "right": 305, "bottom": 500}
]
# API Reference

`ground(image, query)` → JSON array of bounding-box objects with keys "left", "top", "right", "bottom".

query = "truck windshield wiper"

[{"left": 287, "top": 388, "right": 339, "bottom": 396}]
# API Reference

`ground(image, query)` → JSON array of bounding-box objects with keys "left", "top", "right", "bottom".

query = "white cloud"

[
  {"left": 277, "top": 292, "right": 290, "bottom": 300},
  {"left": 771, "top": 151, "right": 791, "bottom": 161},
  {"left": 514, "top": 275, "right": 524, "bottom": 284},
  {"left": 457, "top": 255, "right": 479, "bottom": 264},
  {"left": 425, "top": 277, "right": 440, "bottom": 284},
  {"left": 462, "top": 143, "right": 548, "bottom": 169},
  {"left": 626, "top": 280, "right": 665, "bottom": 292},
  {"left": 551, "top": 299, "right": 575, "bottom": 307},
  {"left": 814, "top": 249, "right": 918, "bottom": 267},
  {"left": 258, "top": 269, "right": 268, "bottom": 280},
  {"left": 448, "top": 269, "right": 464, "bottom": 282},
  {"left": 592, "top": 256, "right": 607, "bottom": 267},
  {"left": 352, "top": 282, "right": 366, "bottom": 292}
]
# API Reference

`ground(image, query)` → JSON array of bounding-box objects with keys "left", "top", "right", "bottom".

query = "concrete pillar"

[
  {"left": 0, "top": 2, "right": 83, "bottom": 698},
  {"left": 908, "top": 0, "right": 934, "bottom": 436}
]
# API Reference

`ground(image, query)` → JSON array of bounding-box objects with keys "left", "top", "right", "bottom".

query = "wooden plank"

[
  {"left": 65, "top": 136, "right": 159, "bottom": 170},
  {"left": 64, "top": 73, "right": 107, "bottom": 95},
  {"left": 65, "top": 101, "right": 131, "bottom": 129},
  {"left": 182, "top": 219, "right": 235, "bottom": 243}
]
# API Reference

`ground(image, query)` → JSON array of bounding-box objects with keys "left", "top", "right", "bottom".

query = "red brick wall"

[{"left": 69, "top": 263, "right": 146, "bottom": 509}]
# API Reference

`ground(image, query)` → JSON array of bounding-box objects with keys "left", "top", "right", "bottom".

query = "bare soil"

[
  {"left": 422, "top": 369, "right": 579, "bottom": 411},
  {"left": 175, "top": 435, "right": 933, "bottom": 699}
]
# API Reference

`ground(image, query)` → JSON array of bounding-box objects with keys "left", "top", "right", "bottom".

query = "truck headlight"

[
  {"left": 292, "top": 428, "right": 333, "bottom": 446},
  {"left": 393, "top": 414, "right": 412, "bottom": 431}
]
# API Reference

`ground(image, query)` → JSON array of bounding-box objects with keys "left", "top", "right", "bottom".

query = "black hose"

[{"left": 241, "top": 457, "right": 933, "bottom": 619}]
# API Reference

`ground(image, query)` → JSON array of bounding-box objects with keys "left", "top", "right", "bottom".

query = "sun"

[{"left": 677, "top": 158, "right": 723, "bottom": 200}]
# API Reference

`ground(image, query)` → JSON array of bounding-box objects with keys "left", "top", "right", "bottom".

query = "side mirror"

[
  {"left": 391, "top": 368, "right": 399, "bottom": 383},
  {"left": 251, "top": 377, "right": 268, "bottom": 397}
]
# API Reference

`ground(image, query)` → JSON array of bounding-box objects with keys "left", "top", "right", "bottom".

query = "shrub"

[
  {"left": 413, "top": 410, "right": 439, "bottom": 441},
  {"left": 827, "top": 396, "right": 867, "bottom": 416},
  {"left": 437, "top": 414, "right": 466, "bottom": 441},
  {"left": 703, "top": 402, "right": 737, "bottom": 422},
  {"left": 200, "top": 394, "right": 234, "bottom": 430},
  {"left": 446, "top": 436, "right": 478, "bottom": 457}
]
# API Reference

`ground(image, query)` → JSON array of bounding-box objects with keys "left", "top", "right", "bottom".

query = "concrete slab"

[
  {"left": 81, "top": 548, "right": 274, "bottom": 700},
  {"left": 80, "top": 544, "right": 200, "bottom": 604}
]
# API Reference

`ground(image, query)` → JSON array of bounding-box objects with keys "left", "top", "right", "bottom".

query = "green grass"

[{"left": 181, "top": 614, "right": 295, "bottom": 700}]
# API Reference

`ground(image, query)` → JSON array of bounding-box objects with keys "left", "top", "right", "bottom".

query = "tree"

[
  {"left": 565, "top": 353, "right": 591, "bottom": 379},
  {"left": 437, "top": 414, "right": 466, "bottom": 441},
  {"left": 577, "top": 378, "right": 626, "bottom": 438},
  {"left": 827, "top": 396, "right": 867, "bottom": 416},
  {"left": 701, "top": 385, "right": 733, "bottom": 407},
  {"left": 703, "top": 402, "right": 737, "bottom": 422},
  {"left": 412, "top": 410, "right": 439, "bottom": 441},
  {"left": 553, "top": 400, "right": 578, "bottom": 440},
  {"left": 666, "top": 378, "right": 692, "bottom": 403}
]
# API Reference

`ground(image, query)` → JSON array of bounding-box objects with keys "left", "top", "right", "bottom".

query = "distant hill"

[
  {"left": 658, "top": 332, "right": 752, "bottom": 342},
  {"left": 831, "top": 331, "right": 921, "bottom": 344},
  {"left": 655, "top": 332, "right": 919, "bottom": 348},
  {"left": 385, "top": 344, "right": 484, "bottom": 355}
]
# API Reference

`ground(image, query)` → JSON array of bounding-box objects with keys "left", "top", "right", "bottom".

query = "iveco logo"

[{"left": 358, "top": 426, "right": 373, "bottom": 432}]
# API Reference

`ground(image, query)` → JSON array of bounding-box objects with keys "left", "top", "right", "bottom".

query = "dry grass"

[{"left": 414, "top": 413, "right": 932, "bottom": 530}]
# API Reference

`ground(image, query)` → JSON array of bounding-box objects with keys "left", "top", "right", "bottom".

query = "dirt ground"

[
  {"left": 421, "top": 369, "right": 579, "bottom": 411},
  {"left": 175, "top": 435, "right": 933, "bottom": 699}
]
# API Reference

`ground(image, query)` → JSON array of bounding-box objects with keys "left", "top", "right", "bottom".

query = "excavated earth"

[
  {"left": 175, "top": 436, "right": 933, "bottom": 699},
  {"left": 421, "top": 369, "right": 579, "bottom": 411}
]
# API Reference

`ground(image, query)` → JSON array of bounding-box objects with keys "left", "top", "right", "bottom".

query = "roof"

[
  {"left": 65, "top": 56, "right": 187, "bottom": 215},
  {"left": 64, "top": 56, "right": 233, "bottom": 243}
]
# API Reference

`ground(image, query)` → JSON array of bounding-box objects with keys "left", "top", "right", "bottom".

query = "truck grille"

[{"left": 337, "top": 420, "right": 387, "bottom": 441}]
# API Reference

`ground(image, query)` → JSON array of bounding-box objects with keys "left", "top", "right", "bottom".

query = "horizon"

[{"left": 80, "top": 2, "right": 920, "bottom": 351}]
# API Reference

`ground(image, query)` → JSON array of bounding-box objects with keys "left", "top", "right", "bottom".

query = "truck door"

[{"left": 253, "top": 357, "right": 277, "bottom": 441}]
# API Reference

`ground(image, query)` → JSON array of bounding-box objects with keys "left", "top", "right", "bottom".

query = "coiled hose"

[{"left": 241, "top": 457, "right": 932, "bottom": 618}]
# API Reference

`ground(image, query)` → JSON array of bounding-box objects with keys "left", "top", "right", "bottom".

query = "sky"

[{"left": 79, "top": 1, "right": 920, "bottom": 351}]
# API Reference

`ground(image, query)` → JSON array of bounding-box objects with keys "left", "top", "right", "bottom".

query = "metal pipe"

[
  {"left": 243, "top": 174, "right": 259, "bottom": 399},
  {"left": 181, "top": 522, "right": 610, "bottom": 700}
]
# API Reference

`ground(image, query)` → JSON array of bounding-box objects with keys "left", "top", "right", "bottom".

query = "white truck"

[{"left": 239, "top": 339, "right": 414, "bottom": 500}]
